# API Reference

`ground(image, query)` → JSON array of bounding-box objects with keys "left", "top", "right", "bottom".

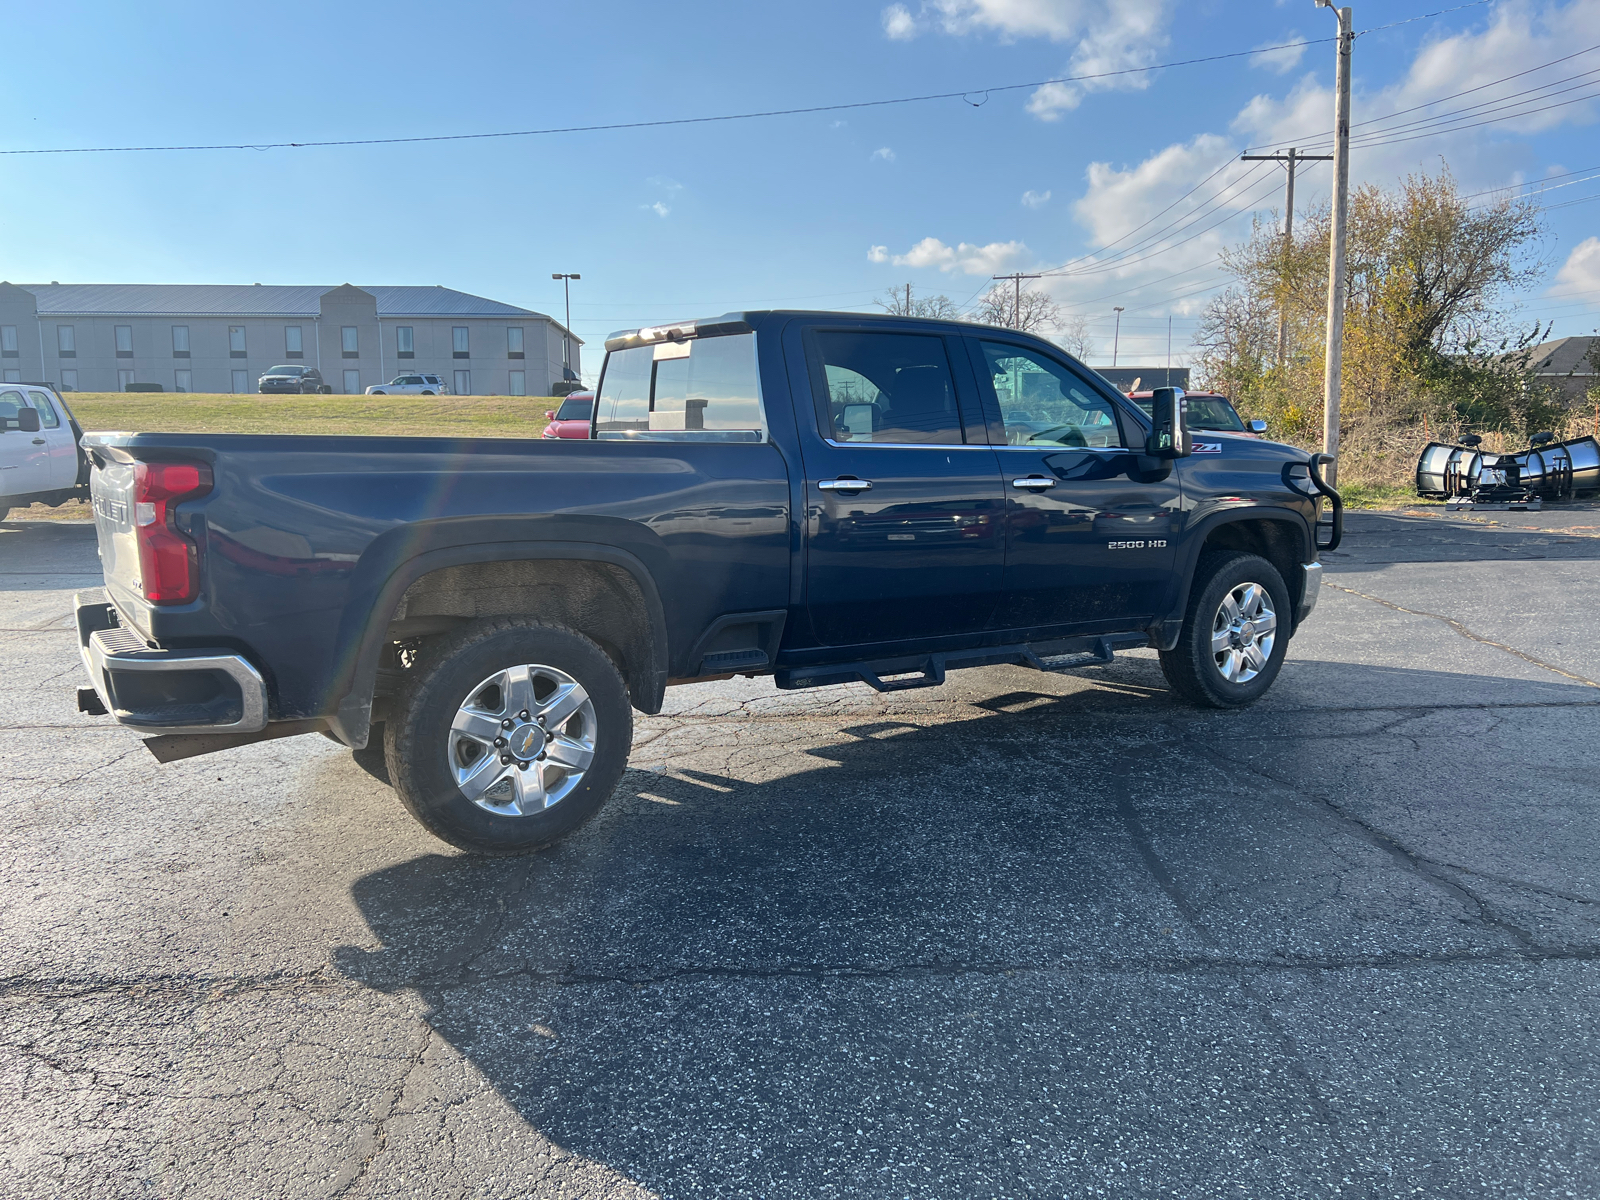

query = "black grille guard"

[{"left": 1282, "top": 453, "right": 1344, "bottom": 552}]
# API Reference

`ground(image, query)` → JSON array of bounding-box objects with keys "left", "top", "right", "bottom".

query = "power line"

[{"left": 0, "top": 38, "right": 1334, "bottom": 158}]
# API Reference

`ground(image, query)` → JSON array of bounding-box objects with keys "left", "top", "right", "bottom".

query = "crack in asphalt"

[{"left": 1323, "top": 580, "right": 1600, "bottom": 688}]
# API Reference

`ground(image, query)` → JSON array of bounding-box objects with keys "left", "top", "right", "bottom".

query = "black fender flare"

[
  {"left": 326, "top": 539, "right": 670, "bottom": 748},
  {"left": 1159, "top": 505, "right": 1316, "bottom": 648}
]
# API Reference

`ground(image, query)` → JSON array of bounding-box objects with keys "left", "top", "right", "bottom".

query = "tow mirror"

[
  {"left": 7, "top": 407, "right": 42, "bottom": 433},
  {"left": 1144, "top": 387, "right": 1190, "bottom": 459},
  {"left": 1248, "top": 418, "right": 1268, "bottom": 435}
]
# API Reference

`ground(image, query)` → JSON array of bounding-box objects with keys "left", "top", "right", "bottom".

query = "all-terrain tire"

[
  {"left": 1159, "top": 550, "right": 1291, "bottom": 709},
  {"left": 385, "top": 620, "right": 632, "bottom": 855}
]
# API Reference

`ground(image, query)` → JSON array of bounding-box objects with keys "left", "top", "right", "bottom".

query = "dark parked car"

[
  {"left": 77, "top": 310, "right": 1340, "bottom": 857},
  {"left": 258, "top": 365, "right": 329, "bottom": 394}
]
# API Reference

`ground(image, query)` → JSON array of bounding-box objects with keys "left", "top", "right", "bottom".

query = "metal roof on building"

[
  {"left": 16, "top": 282, "right": 552, "bottom": 322},
  {"left": 1529, "top": 336, "right": 1598, "bottom": 376}
]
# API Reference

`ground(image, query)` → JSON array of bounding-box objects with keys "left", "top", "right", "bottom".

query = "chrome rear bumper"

[{"left": 76, "top": 594, "right": 268, "bottom": 734}]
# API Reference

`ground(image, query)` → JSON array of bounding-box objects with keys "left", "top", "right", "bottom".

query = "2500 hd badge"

[{"left": 1108, "top": 539, "right": 1168, "bottom": 549}]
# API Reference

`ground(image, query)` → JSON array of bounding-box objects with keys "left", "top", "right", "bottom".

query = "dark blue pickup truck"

[{"left": 76, "top": 311, "right": 1340, "bottom": 854}]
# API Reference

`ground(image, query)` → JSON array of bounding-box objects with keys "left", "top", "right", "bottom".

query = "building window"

[
  {"left": 3, "top": 370, "right": 20, "bottom": 383},
  {"left": 508, "top": 370, "right": 526, "bottom": 396},
  {"left": 343, "top": 369, "right": 361, "bottom": 395},
  {"left": 452, "top": 327, "right": 470, "bottom": 358},
  {"left": 341, "top": 326, "right": 359, "bottom": 359},
  {"left": 115, "top": 325, "right": 134, "bottom": 357},
  {"left": 285, "top": 326, "right": 303, "bottom": 359},
  {"left": 60, "top": 369, "right": 78, "bottom": 391},
  {"left": 118, "top": 369, "right": 135, "bottom": 391},
  {"left": 57, "top": 326, "right": 76, "bottom": 357},
  {"left": 231, "top": 369, "right": 248, "bottom": 394},
  {"left": 395, "top": 326, "right": 414, "bottom": 358},
  {"left": 453, "top": 370, "right": 471, "bottom": 396},
  {"left": 229, "top": 326, "right": 247, "bottom": 358},
  {"left": 172, "top": 325, "right": 190, "bottom": 357},
  {"left": 507, "top": 327, "right": 525, "bottom": 359},
  {"left": 174, "top": 369, "right": 192, "bottom": 393},
  {"left": 1, "top": 326, "right": 17, "bottom": 358}
]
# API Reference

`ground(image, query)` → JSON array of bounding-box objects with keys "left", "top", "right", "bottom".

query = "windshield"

[
  {"left": 555, "top": 396, "right": 593, "bottom": 421},
  {"left": 1131, "top": 394, "right": 1245, "bottom": 431},
  {"left": 266, "top": 366, "right": 303, "bottom": 376}
]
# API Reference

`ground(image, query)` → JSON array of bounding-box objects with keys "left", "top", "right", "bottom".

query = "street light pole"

[
  {"left": 551, "top": 272, "right": 581, "bottom": 386},
  {"left": 1315, "top": 0, "right": 1353, "bottom": 484},
  {"left": 1112, "top": 307, "right": 1125, "bottom": 367}
]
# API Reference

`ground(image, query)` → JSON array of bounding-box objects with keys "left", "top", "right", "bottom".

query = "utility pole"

[
  {"left": 1112, "top": 307, "right": 1125, "bottom": 366},
  {"left": 1316, "top": 0, "right": 1353, "bottom": 484},
  {"left": 992, "top": 272, "right": 1042, "bottom": 328},
  {"left": 552, "top": 273, "right": 581, "bottom": 385},
  {"left": 905, "top": 282, "right": 913, "bottom": 315},
  {"left": 1241, "top": 146, "right": 1332, "bottom": 365},
  {"left": 1166, "top": 315, "right": 1173, "bottom": 387}
]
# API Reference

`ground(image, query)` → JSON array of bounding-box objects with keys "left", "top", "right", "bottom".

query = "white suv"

[
  {"left": 0, "top": 383, "right": 85, "bottom": 520},
  {"left": 366, "top": 374, "right": 449, "bottom": 396}
]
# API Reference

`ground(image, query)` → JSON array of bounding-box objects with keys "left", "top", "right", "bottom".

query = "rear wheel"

[
  {"left": 1159, "top": 551, "right": 1290, "bottom": 708},
  {"left": 386, "top": 620, "right": 632, "bottom": 855},
  {"left": 0, "top": 507, "right": 10, "bottom": 522},
  {"left": 421, "top": 390, "right": 435, "bottom": 395}
]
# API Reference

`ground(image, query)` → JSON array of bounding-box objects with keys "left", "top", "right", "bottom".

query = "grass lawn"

[
  {"left": 62, "top": 391, "right": 560, "bottom": 439},
  {"left": 7, "top": 392, "right": 564, "bottom": 520}
]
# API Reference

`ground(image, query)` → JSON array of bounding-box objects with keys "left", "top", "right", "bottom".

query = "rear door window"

[{"left": 809, "top": 331, "right": 967, "bottom": 445}]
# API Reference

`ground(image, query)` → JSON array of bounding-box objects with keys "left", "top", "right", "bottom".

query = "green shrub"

[{"left": 124, "top": 382, "right": 165, "bottom": 393}]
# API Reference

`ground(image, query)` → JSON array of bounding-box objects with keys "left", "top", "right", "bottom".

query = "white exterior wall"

[{"left": 1, "top": 302, "right": 581, "bottom": 396}]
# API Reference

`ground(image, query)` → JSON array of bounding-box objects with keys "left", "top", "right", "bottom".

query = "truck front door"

[
  {"left": 0, "top": 388, "right": 51, "bottom": 499},
  {"left": 968, "top": 338, "right": 1181, "bottom": 634},
  {"left": 792, "top": 326, "right": 1005, "bottom": 646}
]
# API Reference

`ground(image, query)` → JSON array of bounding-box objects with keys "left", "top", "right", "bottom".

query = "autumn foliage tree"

[{"left": 1194, "top": 164, "right": 1553, "bottom": 443}]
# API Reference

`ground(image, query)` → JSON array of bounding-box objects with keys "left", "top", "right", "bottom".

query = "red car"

[
  {"left": 1128, "top": 390, "right": 1267, "bottom": 437},
  {"left": 541, "top": 392, "right": 594, "bottom": 439}
]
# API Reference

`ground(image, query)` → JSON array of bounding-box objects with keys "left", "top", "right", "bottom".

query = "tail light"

[{"left": 134, "top": 460, "right": 213, "bottom": 603}]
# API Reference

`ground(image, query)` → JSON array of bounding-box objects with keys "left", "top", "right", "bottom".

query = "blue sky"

[{"left": 2, "top": 0, "right": 1598, "bottom": 380}]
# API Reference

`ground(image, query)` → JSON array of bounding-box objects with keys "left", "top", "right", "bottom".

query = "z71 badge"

[{"left": 1191, "top": 441, "right": 1223, "bottom": 454}]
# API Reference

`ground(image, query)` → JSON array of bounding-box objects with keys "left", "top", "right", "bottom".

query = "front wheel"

[
  {"left": 1159, "top": 551, "right": 1290, "bottom": 708},
  {"left": 386, "top": 620, "right": 632, "bottom": 854}
]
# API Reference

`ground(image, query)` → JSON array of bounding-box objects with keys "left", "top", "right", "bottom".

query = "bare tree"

[
  {"left": 974, "top": 284, "right": 1061, "bottom": 334},
  {"left": 877, "top": 284, "right": 962, "bottom": 319},
  {"left": 1053, "top": 312, "right": 1093, "bottom": 360}
]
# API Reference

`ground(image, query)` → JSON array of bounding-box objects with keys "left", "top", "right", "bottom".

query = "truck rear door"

[
  {"left": 787, "top": 323, "right": 1005, "bottom": 646},
  {"left": 966, "top": 337, "right": 1181, "bottom": 631}
]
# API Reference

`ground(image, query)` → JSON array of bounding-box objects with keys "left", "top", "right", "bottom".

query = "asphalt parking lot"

[{"left": 3, "top": 508, "right": 1599, "bottom": 1199}]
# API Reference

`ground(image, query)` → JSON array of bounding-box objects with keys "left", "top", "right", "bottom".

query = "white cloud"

[
  {"left": 1022, "top": 189, "right": 1052, "bottom": 208},
  {"left": 644, "top": 201, "right": 670, "bottom": 218},
  {"left": 1074, "top": 133, "right": 1239, "bottom": 248},
  {"left": 883, "top": 3, "right": 917, "bottom": 38},
  {"left": 1251, "top": 32, "right": 1305, "bottom": 74},
  {"left": 874, "top": 236, "right": 1031, "bottom": 274},
  {"left": 1233, "top": 1, "right": 1600, "bottom": 189},
  {"left": 879, "top": 1, "right": 1174, "bottom": 117},
  {"left": 872, "top": 147, "right": 896, "bottom": 161},
  {"left": 1554, "top": 236, "right": 1600, "bottom": 296}
]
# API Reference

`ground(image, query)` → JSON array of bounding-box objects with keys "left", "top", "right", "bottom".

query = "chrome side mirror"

[
  {"left": 1248, "top": 418, "right": 1268, "bottom": 435},
  {"left": 1144, "top": 387, "right": 1191, "bottom": 459}
]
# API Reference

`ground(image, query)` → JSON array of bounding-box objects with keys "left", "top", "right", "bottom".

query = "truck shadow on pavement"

[{"left": 329, "top": 660, "right": 1600, "bottom": 1197}]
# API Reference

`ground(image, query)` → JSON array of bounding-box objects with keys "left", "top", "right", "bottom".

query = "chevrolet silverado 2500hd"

[{"left": 76, "top": 311, "right": 1341, "bottom": 854}]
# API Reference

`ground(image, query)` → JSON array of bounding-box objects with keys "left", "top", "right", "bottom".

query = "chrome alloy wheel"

[
  {"left": 1210, "top": 581, "right": 1278, "bottom": 684},
  {"left": 447, "top": 664, "right": 597, "bottom": 816}
]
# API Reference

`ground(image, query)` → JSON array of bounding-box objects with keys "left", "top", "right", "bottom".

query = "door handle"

[
  {"left": 31, "top": 438, "right": 46, "bottom": 445},
  {"left": 1011, "top": 476, "right": 1056, "bottom": 489},
  {"left": 818, "top": 478, "right": 872, "bottom": 491}
]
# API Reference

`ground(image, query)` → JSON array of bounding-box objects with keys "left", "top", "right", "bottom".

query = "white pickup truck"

[{"left": 0, "top": 383, "right": 87, "bottom": 520}]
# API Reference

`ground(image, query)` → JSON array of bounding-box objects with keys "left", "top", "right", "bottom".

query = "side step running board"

[{"left": 773, "top": 634, "right": 1148, "bottom": 694}]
